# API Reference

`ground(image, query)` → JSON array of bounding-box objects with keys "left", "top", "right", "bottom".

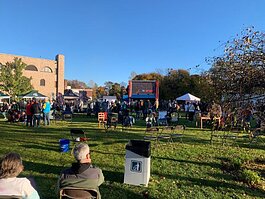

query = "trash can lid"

[{"left": 126, "top": 140, "right": 151, "bottom": 158}]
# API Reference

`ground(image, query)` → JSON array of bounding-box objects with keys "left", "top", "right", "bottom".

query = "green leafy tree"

[
  {"left": 133, "top": 72, "right": 163, "bottom": 81},
  {"left": 95, "top": 86, "right": 106, "bottom": 99},
  {"left": 0, "top": 58, "right": 33, "bottom": 99},
  {"left": 160, "top": 69, "right": 191, "bottom": 100}
]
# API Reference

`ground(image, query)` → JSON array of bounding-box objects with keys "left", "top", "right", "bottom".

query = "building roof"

[{"left": 64, "top": 89, "right": 79, "bottom": 99}]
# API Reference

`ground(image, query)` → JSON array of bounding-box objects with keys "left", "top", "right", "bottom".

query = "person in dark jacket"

[
  {"left": 58, "top": 143, "right": 104, "bottom": 198},
  {"left": 30, "top": 98, "right": 42, "bottom": 127}
]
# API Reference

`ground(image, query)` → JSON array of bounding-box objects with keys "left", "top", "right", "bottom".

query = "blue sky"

[{"left": 1, "top": 0, "right": 265, "bottom": 86}]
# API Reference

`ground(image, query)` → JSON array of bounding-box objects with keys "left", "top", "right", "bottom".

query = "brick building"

[{"left": 0, "top": 53, "right": 65, "bottom": 99}]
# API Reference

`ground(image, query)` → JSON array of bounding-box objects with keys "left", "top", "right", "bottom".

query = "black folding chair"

[
  {"left": 171, "top": 125, "right": 184, "bottom": 142},
  {"left": 144, "top": 127, "right": 159, "bottom": 148},
  {"left": 158, "top": 126, "right": 173, "bottom": 144}
]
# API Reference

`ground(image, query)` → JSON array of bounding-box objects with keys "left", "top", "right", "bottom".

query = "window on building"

[
  {"left": 40, "top": 79, "right": 45, "bottom": 86},
  {"left": 25, "top": 65, "right": 38, "bottom": 71},
  {"left": 41, "top": 66, "right": 53, "bottom": 73}
]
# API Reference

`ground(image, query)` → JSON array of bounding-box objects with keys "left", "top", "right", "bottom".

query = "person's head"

[
  {"left": 0, "top": 152, "right": 24, "bottom": 179},
  {"left": 73, "top": 143, "right": 91, "bottom": 163}
]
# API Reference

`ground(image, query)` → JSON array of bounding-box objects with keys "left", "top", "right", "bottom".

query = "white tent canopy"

[{"left": 176, "top": 93, "right": 201, "bottom": 102}]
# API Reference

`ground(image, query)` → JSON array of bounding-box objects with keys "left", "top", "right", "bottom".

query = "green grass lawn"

[{"left": 0, "top": 115, "right": 264, "bottom": 199}]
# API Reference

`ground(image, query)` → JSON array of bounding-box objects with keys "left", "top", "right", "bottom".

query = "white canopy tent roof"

[{"left": 176, "top": 93, "right": 201, "bottom": 102}]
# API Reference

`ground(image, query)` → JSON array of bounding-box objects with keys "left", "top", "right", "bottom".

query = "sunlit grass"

[{"left": 0, "top": 115, "right": 264, "bottom": 199}]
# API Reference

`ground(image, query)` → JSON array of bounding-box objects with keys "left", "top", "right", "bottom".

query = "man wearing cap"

[{"left": 58, "top": 143, "right": 104, "bottom": 198}]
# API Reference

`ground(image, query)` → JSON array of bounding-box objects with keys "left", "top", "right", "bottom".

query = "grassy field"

[{"left": 0, "top": 115, "right": 264, "bottom": 199}]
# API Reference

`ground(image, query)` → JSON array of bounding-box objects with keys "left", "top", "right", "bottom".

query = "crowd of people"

[
  {"left": 0, "top": 97, "right": 264, "bottom": 198},
  {"left": 0, "top": 97, "right": 78, "bottom": 127},
  {"left": 0, "top": 97, "right": 51, "bottom": 127},
  {"left": 1, "top": 96, "right": 263, "bottom": 131}
]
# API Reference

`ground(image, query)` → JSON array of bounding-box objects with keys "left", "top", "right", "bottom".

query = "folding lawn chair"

[
  {"left": 157, "top": 111, "right": 168, "bottom": 126},
  {"left": 144, "top": 127, "right": 159, "bottom": 147},
  {"left": 105, "top": 113, "right": 118, "bottom": 131},
  {"left": 98, "top": 112, "right": 107, "bottom": 128},
  {"left": 158, "top": 126, "right": 173, "bottom": 144},
  {"left": 122, "top": 115, "right": 135, "bottom": 131},
  {"left": 170, "top": 112, "right": 179, "bottom": 124},
  {"left": 54, "top": 110, "right": 63, "bottom": 123},
  {"left": 249, "top": 128, "right": 265, "bottom": 144},
  {"left": 210, "top": 123, "right": 238, "bottom": 145},
  {"left": 171, "top": 125, "right": 185, "bottom": 142},
  {"left": 63, "top": 113, "right": 73, "bottom": 123}
]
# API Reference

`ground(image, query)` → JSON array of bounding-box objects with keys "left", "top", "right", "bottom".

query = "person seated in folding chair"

[
  {"left": 58, "top": 143, "right": 104, "bottom": 199},
  {"left": 122, "top": 115, "right": 135, "bottom": 128},
  {"left": 0, "top": 152, "right": 40, "bottom": 199},
  {"left": 157, "top": 111, "right": 168, "bottom": 126},
  {"left": 63, "top": 103, "right": 73, "bottom": 115},
  {"left": 145, "top": 113, "right": 156, "bottom": 128},
  {"left": 105, "top": 112, "right": 118, "bottom": 129},
  {"left": 250, "top": 119, "right": 265, "bottom": 142}
]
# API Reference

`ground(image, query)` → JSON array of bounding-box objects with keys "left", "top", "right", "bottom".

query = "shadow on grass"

[
  {"left": 210, "top": 172, "right": 235, "bottom": 181},
  {"left": 103, "top": 170, "right": 124, "bottom": 183},
  {"left": 152, "top": 171, "right": 265, "bottom": 198},
  {"left": 236, "top": 140, "right": 265, "bottom": 150},
  {"left": 181, "top": 135, "right": 211, "bottom": 146},
  {"left": 100, "top": 184, "right": 153, "bottom": 199},
  {"left": 178, "top": 175, "right": 265, "bottom": 198},
  {"left": 92, "top": 149, "right": 124, "bottom": 156},
  {"left": 102, "top": 140, "right": 129, "bottom": 145},
  {"left": 153, "top": 157, "right": 221, "bottom": 169},
  {"left": 20, "top": 144, "right": 59, "bottom": 152},
  {"left": 23, "top": 160, "right": 63, "bottom": 175}
]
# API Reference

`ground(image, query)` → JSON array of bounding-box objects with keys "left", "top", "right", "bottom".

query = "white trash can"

[{"left": 124, "top": 140, "right": 151, "bottom": 187}]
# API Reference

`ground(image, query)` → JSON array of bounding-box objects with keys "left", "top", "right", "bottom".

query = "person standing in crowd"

[
  {"left": 58, "top": 143, "right": 104, "bottom": 199},
  {"left": 0, "top": 152, "right": 40, "bottom": 199},
  {"left": 11, "top": 101, "right": 20, "bottom": 112},
  {"left": 1, "top": 102, "right": 9, "bottom": 120},
  {"left": 188, "top": 102, "right": 195, "bottom": 121},
  {"left": 42, "top": 97, "right": 51, "bottom": 126},
  {"left": 185, "top": 102, "right": 189, "bottom": 120},
  {"left": 30, "top": 98, "right": 42, "bottom": 127},
  {"left": 26, "top": 100, "right": 33, "bottom": 127}
]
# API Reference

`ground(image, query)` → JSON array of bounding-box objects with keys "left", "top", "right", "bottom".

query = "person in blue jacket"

[{"left": 43, "top": 97, "right": 51, "bottom": 126}]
